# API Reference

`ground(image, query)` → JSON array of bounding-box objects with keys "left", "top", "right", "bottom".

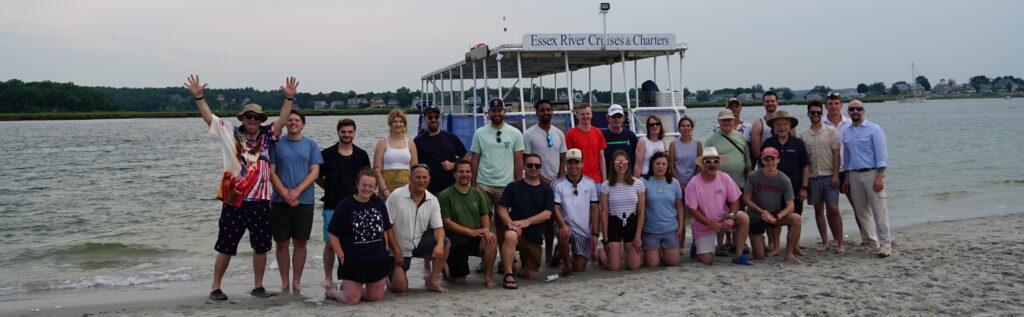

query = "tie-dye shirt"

[{"left": 208, "top": 115, "right": 278, "bottom": 201}]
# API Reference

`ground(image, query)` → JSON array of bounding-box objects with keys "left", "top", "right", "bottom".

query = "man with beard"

[
  {"left": 470, "top": 98, "right": 524, "bottom": 244},
  {"left": 800, "top": 100, "right": 844, "bottom": 254},
  {"left": 685, "top": 147, "right": 751, "bottom": 266},
  {"left": 186, "top": 74, "right": 297, "bottom": 300},
  {"left": 316, "top": 118, "right": 371, "bottom": 290},
  {"left": 498, "top": 154, "right": 554, "bottom": 288},
  {"left": 841, "top": 100, "right": 892, "bottom": 258},
  {"left": 751, "top": 91, "right": 794, "bottom": 161},
  {"left": 439, "top": 160, "right": 498, "bottom": 287},
  {"left": 523, "top": 99, "right": 566, "bottom": 265},
  {"left": 414, "top": 105, "right": 468, "bottom": 195}
]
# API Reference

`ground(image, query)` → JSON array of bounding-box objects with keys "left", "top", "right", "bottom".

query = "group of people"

[{"left": 188, "top": 74, "right": 891, "bottom": 305}]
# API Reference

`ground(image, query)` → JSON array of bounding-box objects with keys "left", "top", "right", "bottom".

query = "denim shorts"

[{"left": 642, "top": 229, "right": 680, "bottom": 250}]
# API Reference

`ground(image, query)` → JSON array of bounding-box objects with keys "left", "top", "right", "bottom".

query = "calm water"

[{"left": 1, "top": 98, "right": 1022, "bottom": 297}]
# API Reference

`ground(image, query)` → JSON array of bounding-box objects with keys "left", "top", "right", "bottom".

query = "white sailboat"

[{"left": 899, "top": 62, "right": 926, "bottom": 103}]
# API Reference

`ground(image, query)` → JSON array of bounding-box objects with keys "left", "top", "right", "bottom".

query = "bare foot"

[
  {"left": 425, "top": 281, "right": 449, "bottom": 293},
  {"left": 321, "top": 280, "right": 334, "bottom": 290},
  {"left": 292, "top": 282, "right": 303, "bottom": 295},
  {"left": 766, "top": 249, "right": 781, "bottom": 257},
  {"left": 483, "top": 278, "right": 497, "bottom": 288},
  {"left": 785, "top": 254, "right": 804, "bottom": 265},
  {"left": 280, "top": 285, "right": 290, "bottom": 293},
  {"left": 795, "top": 248, "right": 808, "bottom": 256},
  {"left": 835, "top": 245, "right": 847, "bottom": 255},
  {"left": 816, "top": 244, "right": 830, "bottom": 252},
  {"left": 325, "top": 288, "right": 343, "bottom": 302}
]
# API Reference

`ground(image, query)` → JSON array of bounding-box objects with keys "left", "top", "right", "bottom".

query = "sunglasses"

[
  {"left": 572, "top": 182, "right": 579, "bottom": 196},
  {"left": 496, "top": 130, "right": 502, "bottom": 143},
  {"left": 526, "top": 162, "right": 542, "bottom": 169},
  {"left": 546, "top": 134, "right": 553, "bottom": 148},
  {"left": 243, "top": 113, "right": 264, "bottom": 120},
  {"left": 848, "top": 107, "right": 864, "bottom": 112},
  {"left": 647, "top": 122, "right": 661, "bottom": 128},
  {"left": 808, "top": 111, "right": 822, "bottom": 116},
  {"left": 613, "top": 160, "right": 629, "bottom": 166},
  {"left": 702, "top": 159, "right": 720, "bottom": 165}
]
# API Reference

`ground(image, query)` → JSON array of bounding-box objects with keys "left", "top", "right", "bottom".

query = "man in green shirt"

[
  {"left": 440, "top": 160, "right": 498, "bottom": 288},
  {"left": 704, "top": 109, "right": 752, "bottom": 189}
]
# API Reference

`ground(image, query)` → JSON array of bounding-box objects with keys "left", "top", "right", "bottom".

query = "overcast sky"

[{"left": 1, "top": 0, "right": 1020, "bottom": 93}]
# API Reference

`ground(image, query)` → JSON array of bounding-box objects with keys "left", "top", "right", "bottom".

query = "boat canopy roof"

[{"left": 421, "top": 34, "right": 687, "bottom": 81}]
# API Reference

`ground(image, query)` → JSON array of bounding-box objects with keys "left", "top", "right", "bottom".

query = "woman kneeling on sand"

[
  {"left": 325, "top": 169, "right": 404, "bottom": 304},
  {"left": 597, "top": 150, "right": 646, "bottom": 271}
]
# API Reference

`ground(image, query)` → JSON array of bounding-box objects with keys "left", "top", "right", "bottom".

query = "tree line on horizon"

[{"left": 1, "top": 75, "right": 1021, "bottom": 113}]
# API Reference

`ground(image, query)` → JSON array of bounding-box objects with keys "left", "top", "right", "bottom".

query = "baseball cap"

[
  {"left": 608, "top": 104, "right": 624, "bottom": 116},
  {"left": 487, "top": 98, "right": 505, "bottom": 111},
  {"left": 717, "top": 109, "right": 736, "bottom": 120},
  {"left": 423, "top": 105, "right": 441, "bottom": 115},
  {"left": 566, "top": 148, "right": 583, "bottom": 162},
  {"left": 761, "top": 147, "right": 780, "bottom": 159}
]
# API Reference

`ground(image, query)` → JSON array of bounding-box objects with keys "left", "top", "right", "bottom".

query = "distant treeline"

[{"left": 0, "top": 80, "right": 117, "bottom": 113}]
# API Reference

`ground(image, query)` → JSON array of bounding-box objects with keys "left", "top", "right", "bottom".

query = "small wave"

[
  {"left": 10, "top": 243, "right": 186, "bottom": 270},
  {"left": 933, "top": 190, "right": 971, "bottom": 201},
  {"left": 0, "top": 267, "right": 204, "bottom": 296},
  {"left": 984, "top": 179, "right": 1024, "bottom": 185}
]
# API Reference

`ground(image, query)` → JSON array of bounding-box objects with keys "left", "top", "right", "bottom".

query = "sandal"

[{"left": 502, "top": 273, "right": 518, "bottom": 289}]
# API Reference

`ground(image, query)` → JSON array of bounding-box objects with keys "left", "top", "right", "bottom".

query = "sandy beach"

[{"left": 3, "top": 213, "right": 1021, "bottom": 316}]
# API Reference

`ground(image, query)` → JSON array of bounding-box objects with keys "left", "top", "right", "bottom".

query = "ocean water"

[{"left": 0, "top": 98, "right": 1022, "bottom": 297}]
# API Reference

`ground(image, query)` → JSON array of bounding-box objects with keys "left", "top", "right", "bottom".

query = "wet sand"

[{"left": 5, "top": 213, "right": 1023, "bottom": 316}]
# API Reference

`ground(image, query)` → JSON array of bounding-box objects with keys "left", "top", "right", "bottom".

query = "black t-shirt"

[
  {"left": 413, "top": 130, "right": 467, "bottom": 195},
  {"left": 320, "top": 143, "right": 371, "bottom": 208},
  {"left": 329, "top": 195, "right": 392, "bottom": 263},
  {"left": 603, "top": 129, "right": 638, "bottom": 171},
  {"left": 761, "top": 137, "right": 810, "bottom": 191},
  {"left": 498, "top": 180, "right": 555, "bottom": 244}
]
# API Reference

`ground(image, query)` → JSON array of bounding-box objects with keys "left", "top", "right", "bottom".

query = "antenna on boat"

[{"left": 599, "top": 2, "right": 610, "bottom": 50}]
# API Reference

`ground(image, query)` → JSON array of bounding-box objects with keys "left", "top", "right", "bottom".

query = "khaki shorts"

[
  {"left": 474, "top": 183, "right": 503, "bottom": 209},
  {"left": 516, "top": 238, "right": 542, "bottom": 272}
]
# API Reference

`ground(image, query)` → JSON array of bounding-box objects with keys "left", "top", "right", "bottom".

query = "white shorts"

[{"left": 694, "top": 234, "right": 717, "bottom": 255}]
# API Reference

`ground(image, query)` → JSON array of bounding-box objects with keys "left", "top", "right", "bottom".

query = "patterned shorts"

[{"left": 215, "top": 201, "right": 273, "bottom": 256}]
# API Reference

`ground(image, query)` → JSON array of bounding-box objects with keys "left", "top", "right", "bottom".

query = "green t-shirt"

[
  {"left": 704, "top": 131, "right": 751, "bottom": 188},
  {"left": 470, "top": 123, "right": 525, "bottom": 187},
  {"left": 438, "top": 186, "right": 492, "bottom": 247}
]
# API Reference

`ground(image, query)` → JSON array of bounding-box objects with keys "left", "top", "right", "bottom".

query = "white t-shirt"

[
  {"left": 553, "top": 176, "right": 598, "bottom": 236},
  {"left": 638, "top": 137, "right": 665, "bottom": 175}
]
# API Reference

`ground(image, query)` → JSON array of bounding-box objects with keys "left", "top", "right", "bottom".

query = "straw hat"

[
  {"left": 766, "top": 110, "right": 798, "bottom": 128},
  {"left": 696, "top": 147, "right": 727, "bottom": 167},
  {"left": 236, "top": 104, "right": 268, "bottom": 122}
]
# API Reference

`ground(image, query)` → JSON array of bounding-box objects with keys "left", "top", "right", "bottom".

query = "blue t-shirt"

[
  {"left": 270, "top": 136, "right": 323, "bottom": 204},
  {"left": 642, "top": 177, "right": 683, "bottom": 234}
]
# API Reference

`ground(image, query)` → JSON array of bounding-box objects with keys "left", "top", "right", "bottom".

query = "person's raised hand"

[
  {"left": 185, "top": 74, "right": 207, "bottom": 98},
  {"left": 281, "top": 76, "right": 299, "bottom": 99}
]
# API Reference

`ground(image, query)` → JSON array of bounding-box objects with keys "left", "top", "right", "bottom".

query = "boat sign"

[{"left": 523, "top": 33, "right": 676, "bottom": 51}]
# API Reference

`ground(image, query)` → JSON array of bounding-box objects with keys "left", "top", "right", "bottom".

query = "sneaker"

[
  {"left": 208, "top": 289, "right": 228, "bottom": 301},
  {"left": 250, "top": 287, "right": 274, "bottom": 298}
]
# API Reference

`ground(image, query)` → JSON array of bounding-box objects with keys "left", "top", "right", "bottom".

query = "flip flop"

[
  {"left": 731, "top": 254, "right": 753, "bottom": 266},
  {"left": 502, "top": 273, "right": 518, "bottom": 289}
]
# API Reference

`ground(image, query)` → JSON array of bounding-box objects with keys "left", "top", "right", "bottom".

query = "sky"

[{"left": 1, "top": 0, "right": 1021, "bottom": 94}]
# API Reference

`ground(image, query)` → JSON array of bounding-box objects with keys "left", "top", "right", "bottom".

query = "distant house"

[
  {"left": 347, "top": 97, "right": 369, "bottom": 107},
  {"left": 387, "top": 99, "right": 400, "bottom": 107},
  {"left": 330, "top": 101, "right": 344, "bottom": 109},
  {"left": 709, "top": 93, "right": 730, "bottom": 102},
  {"left": 736, "top": 93, "right": 755, "bottom": 101},
  {"left": 370, "top": 97, "right": 386, "bottom": 108},
  {"left": 313, "top": 101, "right": 328, "bottom": 110},
  {"left": 804, "top": 93, "right": 823, "bottom": 100},
  {"left": 932, "top": 79, "right": 950, "bottom": 94},
  {"left": 685, "top": 94, "right": 697, "bottom": 102}
]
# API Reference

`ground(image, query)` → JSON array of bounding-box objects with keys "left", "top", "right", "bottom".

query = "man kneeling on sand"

[
  {"left": 684, "top": 147, "right": 752, "bottom": 265},
  {"left": 497, "top": 154, "right": 555, "bottom": 289},
  {"left": 439, "top": 160, "right": 498, "bottom": 288},
  {"left": 743, "top": 147, "right": 804, "bottom": 265},
  {"left": 386, "top": 164, "right": 450, "bottom": 293}
]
